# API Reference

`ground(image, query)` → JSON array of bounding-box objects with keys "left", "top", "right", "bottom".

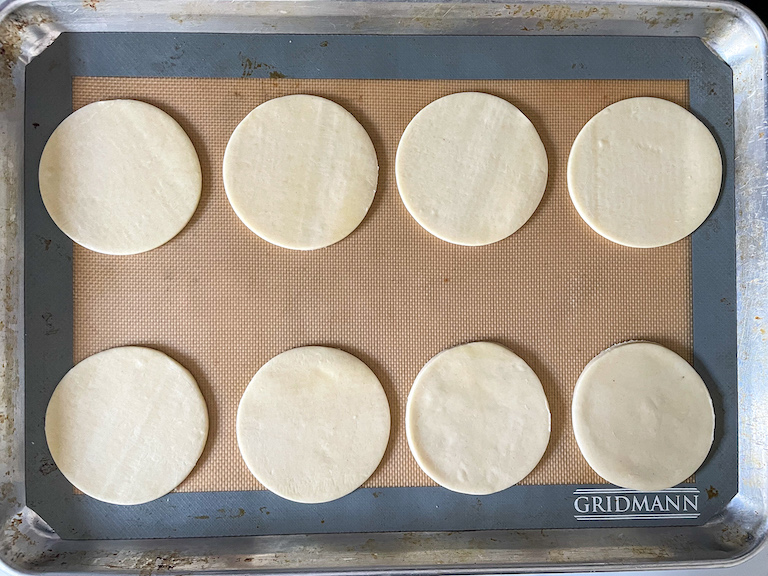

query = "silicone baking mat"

[{"left": 24, "top": 33, "right": 737, "bottom": 540}]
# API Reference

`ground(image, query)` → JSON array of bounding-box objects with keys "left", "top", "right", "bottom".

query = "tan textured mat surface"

[{"left": 72, "top": 77, "right": 692, "bottom": 492}]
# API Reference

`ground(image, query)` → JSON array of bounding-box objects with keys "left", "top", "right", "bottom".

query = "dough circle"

[
  {"left": 572, "top": 341, "right": 715, "bottom": 491},
  {"left": 223, "top": 95, "right": 379, "bottom": 250},
  {"left": 39, "top": 100, "right": 202, "bottom": 255},
  {"left": 236, "top": 346, "right": 390, "bottom": 503},
  {"left": 567, "top": 97, "right": 722, "bottom": 248},
  {"left": 395, "top": 92, "right": 548, "bottom": 246},
  {"left": 44, "top": 346, "right": 209, "bottom": 505},
  {"left": 406, "top": 342, "right": 551, "bottom": 495}
]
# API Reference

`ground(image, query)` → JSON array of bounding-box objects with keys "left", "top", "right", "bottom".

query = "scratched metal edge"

[{"left": 0, "top": 0, "right": 765, "bottom": 574}]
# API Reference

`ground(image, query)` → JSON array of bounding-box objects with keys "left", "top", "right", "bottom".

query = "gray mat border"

[{"left": 23, "top": 33, "right": 736, "bottom": 540}]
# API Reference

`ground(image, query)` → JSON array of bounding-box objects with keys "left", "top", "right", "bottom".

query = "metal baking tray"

[{"left": 1, "top": 0, "right": 767, "bottom": 573}]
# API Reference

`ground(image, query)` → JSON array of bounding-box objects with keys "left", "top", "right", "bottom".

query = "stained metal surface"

[{"left": 0, "top": 0, "right": 766, "bottom": 573}]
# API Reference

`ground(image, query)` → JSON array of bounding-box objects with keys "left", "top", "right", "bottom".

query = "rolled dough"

[
  {"left": 223, "top": 95, "right": 379, "bottom": 250},
  {"left": 45, "top": 346, "right": 209, "bottom": 505},
  {"left": 39, "top": 100, "right": 202, "bottom": 255},
  {"left": 567, "top": 97, "right": 722, "bottom": 248},
  {"left": 406, "top": 342, "right": 551, "bottom": 495},
  {"left": 572, "top": 341, "right": 715, "bottom": 491},
  {"left": 236, "top": 346, "right": 391, "bottom": 503},
  {"left": 395, "top": 92, "right": 548, "bottom": 246}
]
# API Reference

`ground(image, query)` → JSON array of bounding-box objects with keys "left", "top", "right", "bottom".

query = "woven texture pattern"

[{"left": 72, "top": 77, "right": 692, "bottom": 492}]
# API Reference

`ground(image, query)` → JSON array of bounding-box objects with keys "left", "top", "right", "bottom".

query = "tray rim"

[{"left": 1, "top": 0, "right": 767, "bottom": 574}]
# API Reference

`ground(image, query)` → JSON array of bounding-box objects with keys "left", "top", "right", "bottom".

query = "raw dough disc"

[
  {"left": 406, "top": 342, "right": 551, "bottom": 495},
  {"left": 236, "top": 346, "right": 391, "bottom": 503},
  {"left": 39, "top": 100, "right": 202, "bottom": 255},
  {"left": 567, "top": 97, "right": 722, "bottom": 248},
  {"left": 395, "top": 92, "right": 548, "bottom": 246},
  {"left": 572, "top": 342, "right": 715, "bottom": 491},
  {"left": 223, "top": 95, "right": 379, "bottom": 250},
  {"left": 44, "top": 346, "right": 209, "bottom": 505}
]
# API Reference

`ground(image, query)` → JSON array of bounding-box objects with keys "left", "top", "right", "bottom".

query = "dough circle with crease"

[
  {"left": 572, "top": 341, "right": 715, "bottom": 490},
  {"left": 39, "top": 99, "right": 202, "bottom": 255},
  {"left": 237, "top": 346, "right": 391, "bottom": 503},
  {"left": 567, "top": 96, "right": 722, "bottom": 248},
  {"left": 223, "top": 95, "right": 379, "bottom": 250},
  {"left": 45, "top": 346, "right": 209, "bottom": 505},
  {"left": 396, "top": 92, "right": 548, "bottom": 246},
  {"left": 406, "top": 341, "right": 551, "bottom": 495}
]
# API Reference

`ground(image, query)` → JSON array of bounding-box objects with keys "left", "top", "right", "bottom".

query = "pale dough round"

[
  {"left": 236, "top": 346, "right": 390, "bottom": 503},
  {"left": 223, "top": 95, "right": 379, "bottom": 250},
  {"left": 567, "top": 97, "right": 722, "bottom": 248},
  {"left": 572, "top": 342, "right": 715, "bottom": 491},
  {"left": 45, "top": 346, "right": 209, "bottom": 505},
  {"left": 39, "top": 100, "right": 202, "bottom": 255},
  {"left": 395, "top": 92, "right": 548, "bottom": 246},
  {"left": 406, "top": 342, "right": 551, "bottom": 495}
]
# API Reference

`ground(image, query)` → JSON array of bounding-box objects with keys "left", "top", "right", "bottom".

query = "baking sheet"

[{"left": 23, "top": 33, "right": 737, "bottom": 540}]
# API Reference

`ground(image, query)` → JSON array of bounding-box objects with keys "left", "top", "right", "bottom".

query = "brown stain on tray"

[{"left": 71, "top": 77, "right": 692, "bottom": 492}]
